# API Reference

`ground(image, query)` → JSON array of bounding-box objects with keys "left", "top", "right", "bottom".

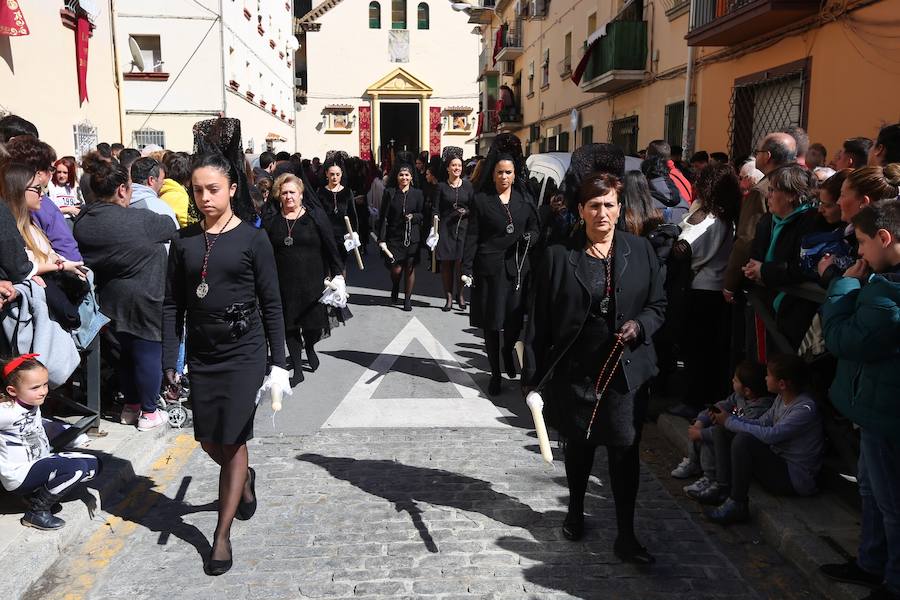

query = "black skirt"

[{"left": 469, "top": 269, "right": 525, "bottom": 330}]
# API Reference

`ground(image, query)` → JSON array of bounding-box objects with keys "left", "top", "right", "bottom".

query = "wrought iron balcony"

[
  {"left": 498, "top": 107, "right": 523, "bottom": 129},
  {"left": 687, "top": 0, "right": 820, "bottom": 46},
  {"left": 478, "top": 46, "right": 498, "bottom": 80},
  {"left": 495, "top": 20, "right": 524, "bottom": 61},
  {"left": 579, "top": 20, "right": 647, "bottom": 94}
]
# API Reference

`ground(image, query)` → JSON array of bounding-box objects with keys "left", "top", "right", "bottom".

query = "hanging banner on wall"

[
  {"left": 0, "top": 0, "right": 28, "bottom": 36},
  {"left": 429, "top": 107, "right": 441, "bottom": 158},
  {"left": 76, "top": 15, "right": 90, "bottom": 103},
  {"left": 358, "top": 106, "right": 371, "bottom": 161}
]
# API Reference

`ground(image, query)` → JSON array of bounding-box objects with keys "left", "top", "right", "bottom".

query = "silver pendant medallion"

[
  {"left": 284, "top": 236, "right": 294, "bottom": 246},
  {"left": 505, "top": 223, "right": 515, "bottom": 234},
  {"left": 196, "top": 282, "right": 209, "bottom": 299}
]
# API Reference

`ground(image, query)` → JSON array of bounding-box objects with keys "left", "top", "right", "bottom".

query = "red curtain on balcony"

[
  {"left": 492, "top": 26, "right": 503, "bottom": 66},
  {"left": 358, "top": 106, "right": 371, "bottom": 161},
  {"left": 0, "top": 1, "right": 29, "bottom": 36},
  {"left": 572, "top": 37, "right": 601, "bottom": 85}
]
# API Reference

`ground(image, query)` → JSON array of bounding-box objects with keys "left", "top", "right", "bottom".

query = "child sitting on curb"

[
  {"left": 704, "top": 354, "right": 824, "bottom": 525},
  {"left": 0, "top": 354, "right": 102, "bottom": 530},
  {"left": 671, "top": 360, "right": 773, "bottom": 501}
]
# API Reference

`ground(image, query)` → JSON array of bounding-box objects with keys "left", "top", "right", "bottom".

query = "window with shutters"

[
  {"left": 369, "top": 2, "right": 381, "bottom": 28},
  {"left": 541, "top": 48, "right": 550, "bottom": 88},
  {"left": 581, "top": 125, "right": 593, "bottom": 146},
  {"left": 392, "top": 0, "right": 406, "bottom": 29},
  {"left": 608, "top": 116, "right": 639, "bottom": 156},
  {"left": 417, "top": 3, "right": 429, "bottom": 29},
  {"left": 664, "top": 101, "right": 684, "bottom": 148},
  {"left": 558, "top": 131, "right": 570, "bottom": 152},
  {"left": 527, "top": 60, "right": 535, "bottom": 95}
]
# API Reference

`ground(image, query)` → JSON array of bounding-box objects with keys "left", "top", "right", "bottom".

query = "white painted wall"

[{"left": 297, "top": 0, "right": 480, "bottom": 160}]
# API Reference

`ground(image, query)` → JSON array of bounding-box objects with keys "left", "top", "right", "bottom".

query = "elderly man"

[{"left": 129, "top": 158, "right": 178, "bottom": 227}]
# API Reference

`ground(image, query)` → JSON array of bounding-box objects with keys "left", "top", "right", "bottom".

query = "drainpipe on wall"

[
  {"left": 219, "top": 0, "right": 227, "bottom": 117},
  {"left": 681, "top": 0, "right": 696, "bottom": 156},
  {"left": 110, "top": 0, "right": 127, "bottom": 144}
]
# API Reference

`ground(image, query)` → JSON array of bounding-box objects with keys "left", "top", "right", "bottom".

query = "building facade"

[
  {"left": 116, "top": 0, "right": 297, "bottom": 153},
  {"left": 294, "top": 0, "right": 480, "bottom": 162},
  {"left": 0, "top": 1, "right": 122, "bottom": 157},
  {"left": 466, "top": 0, "right": 899, "bottom": 165}
]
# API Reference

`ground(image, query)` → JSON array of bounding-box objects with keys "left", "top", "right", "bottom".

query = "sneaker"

[
  {"left": 704, "top": 497, "right": 750, "bottom": 525},
  {"left": 683, "top": 475, "right": 712, "bottom": 495},
  {"left": 819, "top": 560, "right": 883, "bottom": 589},
  {"left": 120, "top": 404, "right": 141, "bottom": 426},
  {"left": 137, "top": 410, "right": 170, "bottom": 432},
  {"left": 690, "top": 481, "right": 730, "bottom": 505},
  {"left": 671, "top": 457, "right": 702, "bottom": 479}
]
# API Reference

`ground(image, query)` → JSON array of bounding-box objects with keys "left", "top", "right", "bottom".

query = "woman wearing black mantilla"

[
  {"left": 316, "top": 153, "right": 358, "bottom": 273},
  {"left": 163, "top": 118, "right": 288, "bottom": 576},
  {"left": 376, "top": 155, "right": 425, "bottom": 311},
  {"left": 433, "top": 146, "right": 475, "bottom": 311},
  {"left": 523, "top": 171, "right": 666, "bottom": 565},
  {"left": 462, "top": 134, "right": 539, "bottom": 396}
]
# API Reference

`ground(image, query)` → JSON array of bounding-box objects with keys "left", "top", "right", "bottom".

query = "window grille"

[
  {"left": 608, "top": 115, "right": 639, "bottom": 156},
  {"left": 132, "top": 128, "right": 166, "bottom": 150},
  {"left": 72, "top": 121, "right": 98, "bottom": 160},
  {"left": 729, "top": 63, "right": 807, "bottom": 162}
]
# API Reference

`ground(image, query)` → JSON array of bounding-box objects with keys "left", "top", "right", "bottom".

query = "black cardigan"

[
  {"left": 0, "top": 202, "right": 33, "bottom": 282},
  {"left": 524, "top": 231, "right": 667, "bottom": 393}
]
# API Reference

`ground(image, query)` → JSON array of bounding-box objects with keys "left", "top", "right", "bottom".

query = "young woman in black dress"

[
  {"left": 376, "top": 161, "right": 425, "bottom": 311},
  {"left": 462, "top": 137, "right": 539, "bottom": 396},
  {"left": 317, "top": 157, "right": 358, "bottom": 273},
  {"left": 434, "top": 147, "right": 475, "bottom": 311},
  {"left": 163, "top": 153, "right": 287, "bottom": 576},
  {"left": 264, "top": 174, "right": 343, "bottom": 386}
]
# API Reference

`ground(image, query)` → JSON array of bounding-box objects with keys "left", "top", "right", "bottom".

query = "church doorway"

[{"left": 379, "top": 102, "right": 420, "bottom": 159}]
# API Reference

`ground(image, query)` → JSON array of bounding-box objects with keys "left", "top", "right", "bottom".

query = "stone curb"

[
  {"left": 0, "top": 421, "right": 177, "bottom": 599},
  {"left": 657, "top": 413, "right": 866, "bottom": 600}
]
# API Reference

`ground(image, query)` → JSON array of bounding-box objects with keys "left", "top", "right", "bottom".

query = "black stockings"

[
  {"left": 390, "top": 261, "right": 416, "bottom": 302},
  {"left": 564, "top": 441, "right": 641, "bottom": 545},
  {"left": 483, "top": 328, "right": 520, "bottom": 377},
  {"left": 200, "top": 442, "right": 250, "bottom": 560},
  {"left": 286, "top": 329, "right": 322, "bottom": 378},
  {"left": 440, "top": 260, "right": 463, "bottom": 303}
]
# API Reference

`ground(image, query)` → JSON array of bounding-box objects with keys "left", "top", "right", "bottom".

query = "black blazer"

[
  {"left": 376, "top": 187, "right": 425, "bottom": 248},
  {"left": 462, "top": 189, "right": 540, "bottom": 280},
  {"left": 524, "top": 231, "right": 667, "bottom": 393}
]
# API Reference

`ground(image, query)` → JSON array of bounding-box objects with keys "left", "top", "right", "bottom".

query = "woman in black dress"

[
  {"left": 264, "top": 174, "right": 343, "bottom": 386},
  {"left": 163, "top": 152, "right": 287, "bottom": 576},
  {"left": 462, "top": 136, "right": 539, "bottom": 396},
  {"left": 434, "top": 147, "right": 475, "bottom": 311},
  {"left": 523, "top": 172, "right": 666, "bottom": 564},
  {"left": 317, "top": 156, "right": 358, "bottom": 273},
  {"left": 376, "top": 160, "right": 425, "bottom": 312}
]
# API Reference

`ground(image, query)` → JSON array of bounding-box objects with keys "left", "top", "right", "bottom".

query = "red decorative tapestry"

[
  {"left": 429, "top": 106, "right": 441, "bottom": 158},
  {"left": 76, "top": 15, "right": 90, "bottom": 103},
  {"left": 0, "top": 0, "right": 28, "bottom": 36},
  {"left": 358, "top": 106, "right": 371, "bottom": 161}
]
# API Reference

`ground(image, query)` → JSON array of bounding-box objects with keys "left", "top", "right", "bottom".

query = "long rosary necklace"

[
  {"left": 330, "top": 188, "right": 339, "bottom": 215},
  {"left": 585, "top": 335, "right": 626, "bottom": 439},
  {"left": 588, "top": 238, "right": 614, "bottom": 315},
  {"left": 513, "top": 233, "right": 531, "bottom": 291},
  {"left": 498, "top": 195, "right": 514, "bottom": 234},
  {"left": 449, "top": 180, "right": 464, "bottom": 239},
  {"left": 401, "top": 188, "right": 411, "bottom": 247},
  {"left": 283, "top": 206, "right": 305, "bottom": 246},
  {"left": 196, "top": 213, "right": 235, "bottom": 298}
]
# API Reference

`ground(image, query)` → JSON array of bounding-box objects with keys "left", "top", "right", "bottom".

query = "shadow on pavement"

[{"left": 296, "top": 452, "right": 637, "bottom": 598}]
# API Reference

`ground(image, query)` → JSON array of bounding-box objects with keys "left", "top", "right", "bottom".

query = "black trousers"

[{"left": 727, "top": 431, "right": 796, "bottom": 502}]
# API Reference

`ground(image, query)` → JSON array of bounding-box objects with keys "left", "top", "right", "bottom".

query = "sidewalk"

[
  {"left": 0, "top": 418, "right": 176, "bottom": 599},
  {"left": 657, "top": 413, "right": 867, "bottom": 600}
]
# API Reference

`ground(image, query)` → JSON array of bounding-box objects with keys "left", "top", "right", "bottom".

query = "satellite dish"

[{"left": 129, "top": 37, "right": 145, "bottom": 72}]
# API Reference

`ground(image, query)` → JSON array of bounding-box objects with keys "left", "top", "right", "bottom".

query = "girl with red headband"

[{"left": 0, "top": 354, "right": 101, "bottom": 530}]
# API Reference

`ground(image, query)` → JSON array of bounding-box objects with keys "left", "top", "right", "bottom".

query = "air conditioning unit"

[{"left": 501, "top": 60, "right": 515, "bottom": 75}]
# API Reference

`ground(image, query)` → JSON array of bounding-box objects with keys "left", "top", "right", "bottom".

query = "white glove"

[
  {"left": 461, "top": 274, "right": 473, "bottom": 288},
  {"left": 319, "top": 275, "right": 349, "bottom": 308},
  {"left": 425, "top": 227, "right": 439, "bottom": 251},
  {"left": 255, "top": 365, "right": 293, "bottom": 409},
  {"left": 343, "top": 232, "right": 361, "bottom": 252},
  {"left": 379, "top": 242, "right": 394, "bottom": 261}
]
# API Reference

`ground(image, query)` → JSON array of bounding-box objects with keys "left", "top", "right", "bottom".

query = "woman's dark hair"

[
  {"left": 694, "top": 163, "right": 741, "bottom": 224},
  {"left": 734, "top": 360, "right": 767, "bottom": 398},
  {"left": 640, "top": 155, "right": 682, "bottom": 208},
  {"left": 620, "top": 170, "right": 663, "bottom": 236},
  {"left": 768, "top": 164, "right": 817, "bottom": 208},
  {"left": 81, "top": 152, "right": 130, "bottom": 200},
  {"left": 189, "top": 152, "right": 257, "bottom": 223},
  {"left": 426, "top": 156, "right": 443, "bottom": 181},
  {"left": 0, "top": 114, "right": 39, "bottom": 143},
  {"left": 54, "top": 156, "right": 78, "bottom": 188},
  {"left": 845, "top": 164, "right": 900, "bottom": 202},
  {"left": 875, "top": 123, "right": 900, "bottom": 164},
  {"left": 473, "top": 133, "right": 529, "bottom": 196},
  {"left": 819, "top": 168, "right": 851, "bottom": 202},
  {"left": 387, "top": 151, "right": 420, "bottom": 189},
  {"left": 4, "top": 136, "right": 56, "bottom": 172},
  {"left": 1, "top": 356, "right": 46, "bottom": 400},
  {"left": 163, "top": 152, "right": 192, "bottom": 187},
  {"left": 577, "top": 171, "right": 621, "bottom": 205},
  {"left": 767, "top": 354, "right": 808, "bottom": 392}
]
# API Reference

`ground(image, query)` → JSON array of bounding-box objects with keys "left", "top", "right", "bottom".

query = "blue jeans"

[
  {"left": 114, "top": 332, "right": 163, "bottom": 413},
  {"left": 857, "top": 429, "right": 900, "bottom": 594}
]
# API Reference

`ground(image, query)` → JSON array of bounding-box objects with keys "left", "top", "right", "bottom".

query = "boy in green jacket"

[{"left": 819, "top": 199, "right": 900, "bottom": 600}]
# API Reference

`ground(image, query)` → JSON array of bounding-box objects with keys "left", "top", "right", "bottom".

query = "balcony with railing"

[
  {"left": 578, "top": 20, "right": 647, "bottom": 94},
  {"left": 478, "top": 45, "right": 498, "bottom": 80},
  {"left": 687, "top": 0, "right": 820, "bottom": 46},
  {"left": 495, "top": 19, "right": 524, "bottom": 61},
  {"left": 476, "top": 110, "right": 499, "bottom": 138}
]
